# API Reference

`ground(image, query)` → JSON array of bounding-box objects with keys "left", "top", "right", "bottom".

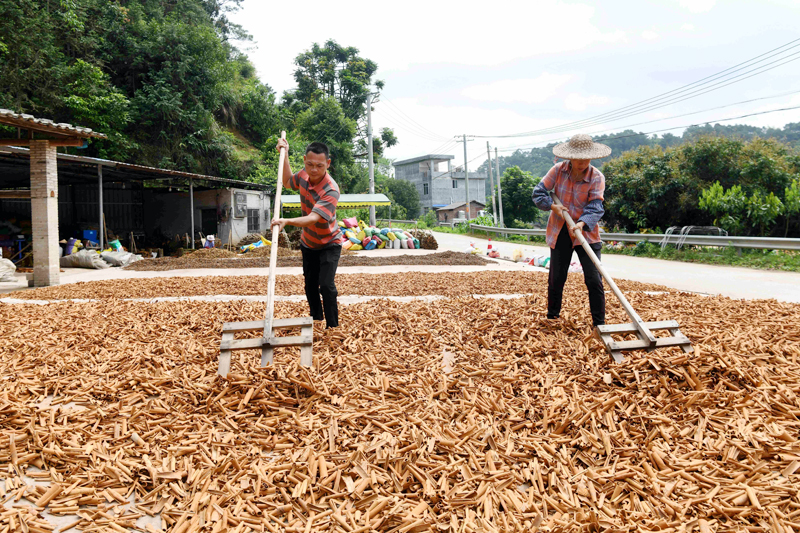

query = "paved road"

[
  {"left": 4, "top": 233, "right": 799, "bottom": 303},
  {"left": 432, "top": 230, "right": 800, "bottom": 303}
]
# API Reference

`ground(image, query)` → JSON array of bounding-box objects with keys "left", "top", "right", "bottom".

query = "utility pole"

[
  {"left": 462, "top": 134, "right": 471, "bottom": 219},
  {"left": 495, "top": 147, "right": 505, "bottom": 230},
  {"left": 367, "top": 93, "right": 376, "bottom": 226},
  {"left": 486, "top": 142, "right": 497, "bottom": 225}
]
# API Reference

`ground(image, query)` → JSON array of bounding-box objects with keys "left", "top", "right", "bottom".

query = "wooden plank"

[
  {"left": 607, "top": 335, "right": 692, "bottom": 352},
  {"left": 0, "top": 190, "right": 30, "bottom": 199},
  {"left": 223, "top": 316, "right": 313, "bottom": 333},
  {"left": 597, "top": 320, "right": 680, "bottom": 335},
  {"left": 220, "top": 335, "right": 313, "bottom": 352},
  {"left": 669, "top": 327, "right": 694, "bottom": 354},
  {"left": 0, "top": 138, "right": 87, "bottom": 147},
  {"left": 599, "top": 333, "right": 625, "bottom": 363},
  {"left": 300, "top": 326, "right": 313, "bottom": 367},
  {"left": 267, "top": 335, "right": 314, "bottom": 348},
  {"left": 261, "top": 344, "right": 274, "bottom": 367},
  {"left": 218, "top": 332, "right": 234, "bottom": 377}
]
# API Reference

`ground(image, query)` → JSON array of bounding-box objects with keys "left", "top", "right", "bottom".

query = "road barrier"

[{"left": 467, "top": 224, "right": 800, "bottom": 251}]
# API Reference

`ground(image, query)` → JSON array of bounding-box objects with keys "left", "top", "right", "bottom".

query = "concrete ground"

[{"left": 2, "top": 232, "right": 800, "bottom": 302}]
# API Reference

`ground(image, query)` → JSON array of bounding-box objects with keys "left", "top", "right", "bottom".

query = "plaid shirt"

[
  {"left": 289, "top": 170, "right": 344, "bottom": 249},
  {"left": 533, "top": 161, "right": 605, "bottom": 248}
]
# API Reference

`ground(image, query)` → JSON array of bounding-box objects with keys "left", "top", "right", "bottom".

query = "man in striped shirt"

[{"left": 272, "top": 140, "right": 344, "bottom": 328}]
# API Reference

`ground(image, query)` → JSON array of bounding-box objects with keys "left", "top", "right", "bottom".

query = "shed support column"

[
  {"left": 98, "top": 165, "right": 104, "bottom": 250},
  {"left": 190, "top": 178, "right": 195, "bottom": 249},
  {"left": 30, "top": 140, "right": 60, "bottom": 287}
]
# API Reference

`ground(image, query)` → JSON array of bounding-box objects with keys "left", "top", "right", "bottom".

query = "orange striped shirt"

[{"left": 289, "top": 170, "right": 343, "bottom": 249}]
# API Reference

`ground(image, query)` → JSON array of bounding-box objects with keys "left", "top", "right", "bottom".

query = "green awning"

[{"left": 282, "top": 193, "right": 391, "bottom": 209}]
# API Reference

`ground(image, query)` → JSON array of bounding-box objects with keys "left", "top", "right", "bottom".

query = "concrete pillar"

[{"left": 30, "top": 140, "right": 60, "bottom": 287}]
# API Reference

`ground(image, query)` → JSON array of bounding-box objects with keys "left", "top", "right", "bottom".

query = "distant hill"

[{"left": 479, "top": 122, "right": 800, "bottom": 197}]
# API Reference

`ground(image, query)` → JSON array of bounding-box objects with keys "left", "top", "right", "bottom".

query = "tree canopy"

[{"left": 0, "top": 1, "right": 397, "bottom": 203}]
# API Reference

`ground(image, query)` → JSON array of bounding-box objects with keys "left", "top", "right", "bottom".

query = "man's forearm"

[{"left": 285, "top": 213, "right": 321, "bottom": 228}]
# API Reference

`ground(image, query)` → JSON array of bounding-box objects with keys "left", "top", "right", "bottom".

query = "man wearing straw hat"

[{"left": 532, "top": 134, "right": 611, "bottom": 328}]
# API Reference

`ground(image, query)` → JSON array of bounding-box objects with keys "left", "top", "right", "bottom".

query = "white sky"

[{"left": 230, "top": 0, "right": 800, "bottom": 171}]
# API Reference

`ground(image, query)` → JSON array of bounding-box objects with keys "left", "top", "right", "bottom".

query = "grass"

[
  {"left": 402, "top": 222, "right": 800, "bottom": 272},
  {"left": 603, "top": 240, "right": 800, "bottom": 272}
]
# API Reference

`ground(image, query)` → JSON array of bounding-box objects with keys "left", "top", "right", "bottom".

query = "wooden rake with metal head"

[
  {"left": 217, "top": 131, "right": 313, "bottom": 377},
  {"left": 551, "top": 193, "right": 693, "bottom": 363}
]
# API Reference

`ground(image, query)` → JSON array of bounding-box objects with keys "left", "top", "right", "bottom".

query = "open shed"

[{"left": 0, "top": 110, "right": 272, "bottom": 286}]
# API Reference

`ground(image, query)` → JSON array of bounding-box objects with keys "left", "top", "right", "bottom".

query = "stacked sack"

[{"left": 339, "top": 218, "right": 420, "bottom": 251}]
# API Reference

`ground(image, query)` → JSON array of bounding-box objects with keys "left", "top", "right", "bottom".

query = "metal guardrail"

[
  {"left": 376, "top": 219, "right": 417, "bottom": 225},
  {"left": 468, "top": 224, "right": 800, "bottom": 251}
]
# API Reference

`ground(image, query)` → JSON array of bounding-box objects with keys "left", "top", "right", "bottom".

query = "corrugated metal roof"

[
  {"left": 436, "top": 200, "right": 485, "bottom": 211},
  {"left": 282, "top": 193, "right": 391, "bottom": 208},
  {"left": 392, "top": 154, "right": 455, "bottom": 166},
  {"left": 0, "top": 145, "right": 271, "bottom": 191},
  {"left": 0, "top": 109, "right": 107, "bottom": 139}
]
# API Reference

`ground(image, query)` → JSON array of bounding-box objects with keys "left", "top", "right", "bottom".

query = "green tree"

[
  {"left": 784, "top": 180, "right": 800, "bottom": 237},
  {"left": 383, "top": 179, "right": 421, "bottom": 219},
  {"left": 295, "top": 97, "right": 357, "bottom": 189},
  {"left": 61, "top": 59, "right": 133, "bottom": 159},
  {"left": 498, "top": 167, "right": 543, "bottom": 228},
  {"left": 290, "top": 40, "right": 396, "bottom": 160},
  {"left": 699, "top": 182, "right": 748, "bottom": 235},
  {"left": 746, "top": 190, "right": 783, "bottom": 236}
]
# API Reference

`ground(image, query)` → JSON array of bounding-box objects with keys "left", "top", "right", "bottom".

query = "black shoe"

[{"left": 547, "top": 314, "right": 559, "bottom": 320}]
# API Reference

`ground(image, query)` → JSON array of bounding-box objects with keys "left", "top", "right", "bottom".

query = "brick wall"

[{"left": 29, "top": 140, "right": 60, "bottom": 286}]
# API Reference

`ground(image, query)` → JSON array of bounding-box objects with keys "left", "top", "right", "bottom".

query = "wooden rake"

[
  {"left": 218, "top": 131, "right": 313, "bottom": 377},
  {"left": 551, "top": 193, "right": 693, "bottom": 363}
]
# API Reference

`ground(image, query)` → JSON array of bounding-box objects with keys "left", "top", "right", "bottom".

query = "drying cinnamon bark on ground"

[
  {"left": 7, "top": 271, "right": 673, "bottom": 301},
  {"left": 124, "top": 251, "right": 490, "bottom": 271},
  {"left": 2, "top": 286, "right": 800, "bottom": 531}
]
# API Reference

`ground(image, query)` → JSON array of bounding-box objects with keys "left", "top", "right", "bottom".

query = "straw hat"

[{"left": 553, "top": 134, "right": 611, "bottom": 160}]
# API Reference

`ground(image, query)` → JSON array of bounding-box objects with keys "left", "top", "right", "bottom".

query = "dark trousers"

[
  {"left": 300, "top": 245, "right": 341, "bottom": 328},
  {"left": 547, "top": 225, "right": 605, "bottom": 326}
]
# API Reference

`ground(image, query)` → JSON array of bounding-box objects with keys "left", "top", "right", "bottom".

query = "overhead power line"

[
  {"left": 472, "top": 37, "right": 800, "bottom": 139},
  {"left": 380, "top": 98, "right": 450, "bottom": 141},
  {"left": 495, "top": 104, "right": 800, "bottom": 153},
  {"left": 495, "top": 89, "right": 800, "bottom": 153}
]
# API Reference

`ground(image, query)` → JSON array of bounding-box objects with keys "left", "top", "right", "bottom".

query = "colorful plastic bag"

[
  {"left": 343, "top": 217, "right": 358, "bottom": 228},
  {"left": 350, "top": 244, "right": 363, "bottom": 251}
]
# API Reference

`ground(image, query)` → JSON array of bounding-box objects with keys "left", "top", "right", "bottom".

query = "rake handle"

[
  {"left": 264, "top": 131, "right": 287, "bottom": 340},
  {"left": 551, "top": 193, "right": 656, "bottom": 347}
]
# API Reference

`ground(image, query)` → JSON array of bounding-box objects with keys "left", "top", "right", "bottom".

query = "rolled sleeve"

[
  {"left": 578, "top": 199, "right": 604, "bottom": 231},
  {"left": 532, "top": 166, "right": 558, "bottom": 211},
  {"left": 312, "top": 190, "right": 339, "bottom": 222},
  {"left": 532, "top": 180, "right": 553, "bottom": 211},
  {"left": 588, "top": 172, "right": 605, "bottom": 202}
]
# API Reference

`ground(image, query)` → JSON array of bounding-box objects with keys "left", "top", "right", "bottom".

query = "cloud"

[
  {"left": 564, "top": 93, "right": 610, "bottom": 111},
  {"left": 372, "top": 97, "right": 567, "bottom": 163},
  {"left": 231, "top": 0, "right": 628, "bottom": 94},
  {"left": 642, "top": 30, "right": 659, "bottom": 40},
  {"left": 462, "top": 73, "right": 572, "bottom": 104},
  {"left": 681, "top": 23, "right": 696, "bottom": 31},
  {"left": 676, "top": 0, "right": 715, "bottom": 13}
]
